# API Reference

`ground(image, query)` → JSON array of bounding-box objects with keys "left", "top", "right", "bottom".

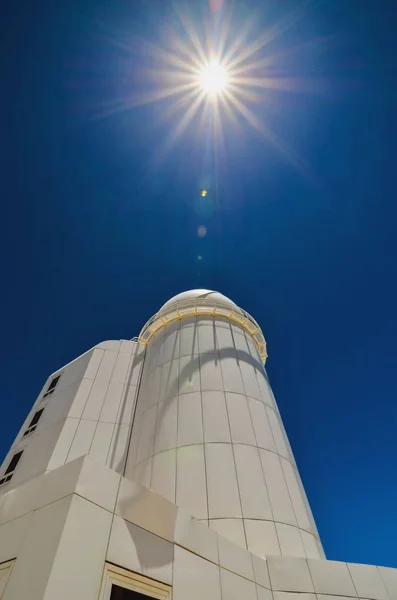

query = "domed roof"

[{"left": 160, "top": 289, "right": 238, "bottom": 313}]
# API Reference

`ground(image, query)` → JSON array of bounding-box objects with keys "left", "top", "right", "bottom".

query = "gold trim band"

[{"left": 139, "top": 299, "right": 267, "bottom": 363}]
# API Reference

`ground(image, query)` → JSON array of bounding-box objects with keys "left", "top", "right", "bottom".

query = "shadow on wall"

[
  {"left": 117, "top": 484, "right": 174, "bottom": 574},
  {"left": 107, "top": 345, "right": 145, "bottom": 473},
  {"left": 155, "top": 345, "right": 265, "bottom": 437},
  {"left": 112, "top": 327, "right": 268, "bottom": 572},
  {"left": 112, "top": 322, "right": 267, "bottom": 476}
]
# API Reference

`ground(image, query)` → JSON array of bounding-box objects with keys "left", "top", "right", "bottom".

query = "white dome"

[{"left": 160, "top": 289, "right": 239, "bottom": 313}]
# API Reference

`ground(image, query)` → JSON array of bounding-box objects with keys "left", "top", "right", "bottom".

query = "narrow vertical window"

[
  {"left": 23, "top": 408, "right": 44, "bottom": 437},
  {"left": 0, "top": 450, "right": 24, "bottom": 486},
  {"left": 44, "top": 374, "right": 61, "bottom": 397}
]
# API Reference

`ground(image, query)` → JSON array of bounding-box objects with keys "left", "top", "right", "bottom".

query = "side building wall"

[{"left": 0, "top": 340, "right": 144, "bottom": 491}]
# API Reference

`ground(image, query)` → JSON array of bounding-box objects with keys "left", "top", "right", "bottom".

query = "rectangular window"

[
  {"left": 23, "top": 408, "right": 44, "bottom": 437},
  {"left": 110, "top": 586, "right": 155, "bottom": 599},
  {"left": 43, "top": 374, "right": 61, "bottom": 398},
  {"left": 100, "top": 564, "right": 171, "bottom": 600},
  {"left": 0, "top": 450, "right": 23, "bottom": 486}
]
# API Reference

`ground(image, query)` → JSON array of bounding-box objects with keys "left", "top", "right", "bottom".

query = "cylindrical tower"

[{"left": 126, "top": 290, "right": 323, "bottom": 559}]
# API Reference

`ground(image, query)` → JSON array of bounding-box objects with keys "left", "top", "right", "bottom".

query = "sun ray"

[
  {"left": 145, "top": 43, "right": 200, "bottom": 75},
  {"left": 156, "top": 91, "right": 206, "bottom": 159},
  {"left": 90, "top": 80, "right": 198, "bottom": 121},
  {"left": 216, "top": 10, "right": 234, "bottom": 60},
  {"left": 177, "top": 9, "right": 209, "bottom": 67},
  {"left": 212, "top": 96, "right": 226, "bottom": 159},
  {"left": 226, "top": 3, "right": 310, "bottom": 72},
  {"left": 224, "top": 88, "right": 316, "bottom": 182},
  {"left": 220, "top": 16, "right": 258, "bottom": 68},
  {"left": 160, "top": 86, "right": 202, "bottom": 125}
]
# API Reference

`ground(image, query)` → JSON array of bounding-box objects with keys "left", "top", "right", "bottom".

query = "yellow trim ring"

[{"left": 139, "top": 301, "right": 267, "bottom": 364}]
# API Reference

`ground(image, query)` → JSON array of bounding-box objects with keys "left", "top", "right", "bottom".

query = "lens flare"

[{"left": 197, "top": 226, "right": 207, "bottom": 237}]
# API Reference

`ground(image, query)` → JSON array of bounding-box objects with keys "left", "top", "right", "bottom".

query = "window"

[
  {"left": 0, "top": 450, "right": 23, "bottom": 486},
  {"left": 100, "top": 564, "right": 171, "bottom": 600},
  {"left": 110, "top": 587, "right": 155, "bottom": 600},
  {"left": 23, "top": 408, "right": 44, "bottom": 437},
  {"left": 43, "top": 374, "right": 61, "bottom": 398}
]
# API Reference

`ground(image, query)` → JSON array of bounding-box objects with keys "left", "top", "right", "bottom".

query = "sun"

[
  {"left": 199, "top": 60, "right": 229, "bottom": 96},
  {"left": 96, "top": 4, "right": 317, "bottom": 176}
]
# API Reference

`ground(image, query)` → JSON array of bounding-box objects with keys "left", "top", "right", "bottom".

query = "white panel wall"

[
  {"left": 0, "top": 458, "right": 395, "bottom": 599},
  {"left": 0, "top": 350, "right": 95, "bottom": 490},
  {"left": 0, "top": 340, "right": 144, "bottom": 490},
  {"left": 126, "top": 317, "right": 324, "bottom": 559},
  {"left": 66, "top": 340, "right": 144, "bottom": 474}
]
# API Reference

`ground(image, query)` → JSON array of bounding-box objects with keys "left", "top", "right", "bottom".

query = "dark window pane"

[
  {"left": 28, "top": 408, "right": 44, "bottom": 428},
  {"left": 46, "top": 375, "right": 61, "bottom": 393},
  {"left": 4, "top": 450, "right": 23, "bottom": 475},
  {"left": 110, "top": 585, "right": 156, "bottom": 600}
]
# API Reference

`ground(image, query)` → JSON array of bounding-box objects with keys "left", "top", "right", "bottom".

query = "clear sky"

[{"left": 1, "top": 0, "right": 397, "bottom": 568}]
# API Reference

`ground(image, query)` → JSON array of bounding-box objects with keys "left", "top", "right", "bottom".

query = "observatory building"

[{"left": 0, "top": 290, "right": 395, "bottom": 599}]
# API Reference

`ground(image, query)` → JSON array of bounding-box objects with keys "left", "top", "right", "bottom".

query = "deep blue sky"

[{"left": 1, "top": 0, "right": 397, "bottom": 567}]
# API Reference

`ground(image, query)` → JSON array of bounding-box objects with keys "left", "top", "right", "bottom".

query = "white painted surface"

[
  {"left": 0, "top": 454, "right": 395, "bottom": 600},
  {"left": 126, "top": 298, "right": 323, "bottom": 557},
  {"left": 234, "top": 444, "right": 272, "bottom": 520},
  {"left": 43, "top": 495, "right": 112, "bottom": 600},
  {"left": 225, "top": 393, "right": 256, "bottom": 446},
  {"left": 259, "top": 450, "right": 297, "bottom": 526},
  {"left": 348, "top": 563, "right": 389, "bottom": 600},
  {"left": 308, "top": 559, "right": 357, "bottom": 597},
  {"left": 268, "top": 557, "right": 315, "bottom": 593},
  {"left": 209, "top": 518, "right": 246, "bottom": 548},
  {"left": 220, "top": 568, "right": 258, "bottom": 600},
  {"left": 202, "top": 391, "right": 231, "bottom": 443},
  {"left": 379, "top": 566, "right": 397, "bottom": 600},
  {"left": 245, "top": 519, "right": 280, "bottom": 558},
  {"left": 176, "top": 445, "right": 207, "bottom": 520},
  {"left": 115, "top": 476, "right": 177, "bottom": 543},
  {"left": 177, "top": 393, "right": 203, "bottom": 446},
  {"left": 252, "top": 553, "right": 271, "bottom": 589},
  {"left": 151, "top": 449, "right": 176, "bottom": 504},
  {"left": 276, "top": 523, "right": 306, "bottom": 558},
  {"left": 107, "top": 516, "right": 174, "bottom": 585},
  {"left": 2, "top": 495, "right": 73, "bottom": 600},
  {"left": 173, "top": 545, "right": 221, "bottom": 600},
  {"left": 175, "top": 509, "right": 218, "bottom": 564},
  {"left": 206, "top": 443, "right": 242, "bottom": 519},
  {"left": 0, "top": 512, "right": 34, "bottom": 564},
  {"left": 217, "top": 533, "right": 255, "bottom": 580},
  {"left": 0, "top": 341, "right": 142, "bottom": 489}
]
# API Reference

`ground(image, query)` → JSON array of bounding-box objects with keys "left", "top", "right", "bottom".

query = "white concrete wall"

[
  {"left": 0, "top": 350, "right": 94, "bottom": 489},
  {"left": 0, "top": 457, "right": 395, "bottom": 600},
  {"left": 61, "top": 340, "right": 144, "bottom": 474},
  {"left": 125, "top": 316, "right": 323, "bottom": 559},
  {"left": 0, "top": 340, "right": 144, "bottom": 491}
]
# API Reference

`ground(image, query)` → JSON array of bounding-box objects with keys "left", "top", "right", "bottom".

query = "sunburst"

[{"left": 92, "top": 2, "right": 324, "bottom": 177}]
